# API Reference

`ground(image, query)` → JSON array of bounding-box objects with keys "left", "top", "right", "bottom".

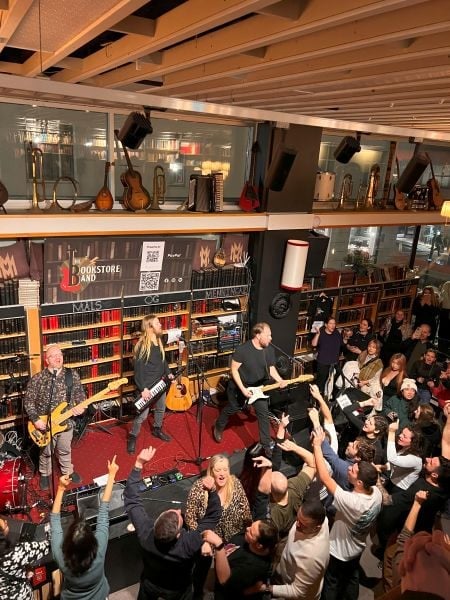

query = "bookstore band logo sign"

[{"left": 45, "top": 237, "right": 194, "bottom": 303}]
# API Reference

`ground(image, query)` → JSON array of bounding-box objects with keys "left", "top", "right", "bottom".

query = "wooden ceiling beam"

[
  {"left": 110, "top": 15, "right": 155, "bottom": 37},
  {"left": 21, "top": 0, "right": 150, "bottom": 77},
  {"left": 0, "top": 0, "right": 33, "bottom": 52}
]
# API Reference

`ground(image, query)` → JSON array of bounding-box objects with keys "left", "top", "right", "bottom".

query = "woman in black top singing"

[{"left": 127, "top": 315, "right": 173, "bottom": 453}]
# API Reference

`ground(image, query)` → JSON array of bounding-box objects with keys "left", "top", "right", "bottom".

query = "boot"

[
  {"left": 152, "top": 427, "right": 171, "bottom": 442},
  {"left": 213, "top": 423, "right": 223, "bottom": 443},
  {"left": 127, "top": 434, "right": 137, "bottom": 454}
]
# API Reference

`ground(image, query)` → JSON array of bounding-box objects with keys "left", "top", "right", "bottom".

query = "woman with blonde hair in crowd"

[
  {"left": 412, "top": 286, "right": 440, "bottom": 340},
  {"left": 185, "top": 454, "right": 251, "bottom": 599},
  {"left": 186, "top": 454, "right": 251, "bottom": 542}
]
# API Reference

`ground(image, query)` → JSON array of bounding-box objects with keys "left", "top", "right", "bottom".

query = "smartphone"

[{"left": 224, "top": 543, "right": 240, "bottom": 556}]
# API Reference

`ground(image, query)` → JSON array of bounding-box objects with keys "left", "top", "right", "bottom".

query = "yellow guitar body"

[{"left": 28, "top": 378, "right": 128, "bottom": 447}]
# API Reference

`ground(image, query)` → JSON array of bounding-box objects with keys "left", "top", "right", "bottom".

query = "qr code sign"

[{"left": 139, "top": 271, "right": 161, "bottom": 292}]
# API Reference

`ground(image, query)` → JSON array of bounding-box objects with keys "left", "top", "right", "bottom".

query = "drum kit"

[{"left": 0, "top": 432, "right": 26, "bottom": 514}]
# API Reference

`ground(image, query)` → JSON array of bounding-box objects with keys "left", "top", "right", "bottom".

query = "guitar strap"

[{"left": 64, "top": 368, "right": 73, "bottom": 402}]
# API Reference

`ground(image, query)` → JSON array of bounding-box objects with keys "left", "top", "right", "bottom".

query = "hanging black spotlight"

[
  {"left": 333, "top": 133, "right": 361, "bottom": 164},
  {"left": 117, "top": 107, "right": 153, "bottom": 149}
]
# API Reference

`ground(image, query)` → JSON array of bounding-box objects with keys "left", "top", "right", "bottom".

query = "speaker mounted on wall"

[
  {"left": 333, "top": 134, "right": 361, "bottom": 164},
  {"left": 265, "top": 145, "right": 298, "bottom": 191},
  {"left": 117, "top": 112, "right": 153, "bottom": 149}
]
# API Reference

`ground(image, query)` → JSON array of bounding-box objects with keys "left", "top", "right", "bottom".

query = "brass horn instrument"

[
  {"left": 365, "top": 163, "right": 380, "bottom": 209},
  {"left": 48, "top": 176, "right": 79, "bottom": 212},
  {"left": 336, "top": 173, "right": 353, "bottom": 210},
  {"left": 150, "top": 165, "right": 166, "bottom": 210},
  {"left": 27, "top": 142, "right": 47, "bottom": 213}
]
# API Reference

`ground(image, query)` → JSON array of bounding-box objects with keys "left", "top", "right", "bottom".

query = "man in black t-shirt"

[
  {"left": 202, "top": 519, "right": 278, "bottom": 600},
  {"left": 213, "top": 322, "right": 287, "bottom": 455}
]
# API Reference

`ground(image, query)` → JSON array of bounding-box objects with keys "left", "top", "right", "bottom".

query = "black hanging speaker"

[
  {"left": 333, "top": 136, "right": 361, "bottom": 164},
  {"left": 397, "top": 152, "right": 430, "bottom": 194},
  {"left": 265, "top": 145, "right": 298, "bottom": 191},
  {"left": 118, "top": 112, "right": 153, "bottom": 149}
]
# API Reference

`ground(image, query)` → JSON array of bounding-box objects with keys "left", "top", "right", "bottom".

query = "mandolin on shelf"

[
  {"left": 166, "top": 340, "right": 192, "bottom": 412},
  {"left": 95, "top": 161, "right": 114, "bottom": 212},
  {"left": 114, "top": 129, "right": 151, "bottom": 212}
]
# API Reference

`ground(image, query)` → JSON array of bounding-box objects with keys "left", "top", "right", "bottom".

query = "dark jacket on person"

[{"left": 124, "top": 467, "right": 221, "bottom": 595}]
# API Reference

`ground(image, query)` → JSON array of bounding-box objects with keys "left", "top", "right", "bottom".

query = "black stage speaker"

[
  {"left": 333, "top": 136, "right": 361, "bottom": 164},
  {"left": 397, "top": 152, "right": 430, "bottom": 194},
  {"left": 118, "top": 112, "right": 153, "bottom": 149},
  {"left": 305, "top": 231, "right": 330, "bottom": 278},
  {"left": 77, "top": 483, "right": 126, "bottom": 526},
  {"left": 265, "top": 145, "right": 298, "bottom": 191},
  {"left": 5, "top": 518, "right": 47, "bottom": 544}
]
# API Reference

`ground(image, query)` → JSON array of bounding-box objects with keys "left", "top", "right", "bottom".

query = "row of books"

[
  {"left": 61, "top": 343, "right": 120, "bottom": 364},
  {"left": 124, "top": 302, "right": 188, "bottom": 318},
  {"left": 0, "top": 280, "right": 19, "bottom": 306},
  {"left": 0, "top": 317, "right": 25, "bottom": 336},
  {"left": 41, "top": 310, "right": 121, "bottom": 330},
  {"left": 0, "top": 336, "right": 27, "bottom": 356},
  {"left": 191, "top": 266, "right": 249, "bottom": 290},
  {"left": 77, "top": 361, "right": 121, "bottom": 380}
]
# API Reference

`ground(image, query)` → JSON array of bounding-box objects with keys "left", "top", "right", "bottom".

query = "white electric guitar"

[{"left": 246, "top": 374, "right": 314, "bottom": 405}]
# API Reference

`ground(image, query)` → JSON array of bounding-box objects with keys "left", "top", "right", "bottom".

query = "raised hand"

[{"left": 108, "top": 454, "right": 119, "bottom": 476}]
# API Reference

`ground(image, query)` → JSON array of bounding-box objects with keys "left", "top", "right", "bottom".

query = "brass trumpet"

[
  {"left": 150, "top": 165, "right": 166, "bottom": 210},
  {"left": 27, "top": 142, "right": 47, "bottom": 213}
]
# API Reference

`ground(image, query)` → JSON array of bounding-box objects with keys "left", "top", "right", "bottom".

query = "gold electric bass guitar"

[{"left": 28, "top": 378, "right": 128, "bottom": 447}]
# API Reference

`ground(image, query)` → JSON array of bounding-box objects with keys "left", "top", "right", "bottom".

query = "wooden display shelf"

[{"left": 42, "top": 321, "right": 121, "bottom": 334}]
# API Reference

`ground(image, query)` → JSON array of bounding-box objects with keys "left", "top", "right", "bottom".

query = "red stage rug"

[{"left": 21, "top": 403, "right": 275, "bottom": 522}]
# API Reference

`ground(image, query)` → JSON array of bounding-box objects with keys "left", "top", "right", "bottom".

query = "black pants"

[
  {"left": 138, "top": 578, "right": 193, "bottom": 600},
  {"left": 316, "top": 363, "right": 334, "bottom": 396},
  {"left": 320, "top": 554, "right": 360, "bottom": 600},
  {"left": 215, "top": 382, "right": 271, "bottom": 449}
]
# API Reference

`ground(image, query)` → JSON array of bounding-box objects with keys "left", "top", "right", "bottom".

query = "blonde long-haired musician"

[{"left": 127, "top": 315, "right": 173, "bottom": 453}]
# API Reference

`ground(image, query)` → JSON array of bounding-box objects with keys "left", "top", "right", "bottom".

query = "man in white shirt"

[
  {"left": 260, "top": 499, "right": 330, "bottom": 599},
  {"left": 312, "top": 426, "right": 382, "bottom": 600}
]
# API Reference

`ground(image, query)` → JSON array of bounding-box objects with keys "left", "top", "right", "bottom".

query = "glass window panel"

[
  {"left": 113, "top": 114, "right": 252, "bottom": 205},
  {"left": 0, "top": 103, "right": 107, "bottom": 201}
]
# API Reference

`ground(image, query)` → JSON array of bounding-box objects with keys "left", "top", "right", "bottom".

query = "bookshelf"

[{"left": 0, "top": 305, "right": 29, "bottom": 427}]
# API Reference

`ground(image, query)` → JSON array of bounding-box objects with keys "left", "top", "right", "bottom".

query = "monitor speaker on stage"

[{"left": 265, "top": 145, "right": 298, "bottom": 192}]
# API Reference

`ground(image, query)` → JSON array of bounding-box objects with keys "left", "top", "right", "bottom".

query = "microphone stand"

[
  {"left": 182, "top": 339, "right": 211, "bottom": 469},
  {"left": 269, "top": 342, "right": 305, "bottom": 371}
]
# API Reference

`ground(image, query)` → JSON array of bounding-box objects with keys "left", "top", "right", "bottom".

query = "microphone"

[{"left": 52, "top": 369, "right": 57, "bottom": 378}]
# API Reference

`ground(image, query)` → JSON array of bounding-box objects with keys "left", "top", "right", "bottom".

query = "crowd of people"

[{"left": 1, "top": 289, "right": 450, "bottom": 599}]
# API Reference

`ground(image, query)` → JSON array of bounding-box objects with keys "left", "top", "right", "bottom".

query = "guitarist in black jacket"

[{"left": 213, "top": 322, "right": 287, "bottom": 456}]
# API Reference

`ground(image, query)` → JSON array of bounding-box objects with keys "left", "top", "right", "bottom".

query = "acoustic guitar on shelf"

[
  {"left": 114, "top": 129, "right": 151, "bottom": 212},
  {"left": 245, "top": 374, "right": 314, "bottom": 405},
  {"left": 95, "top": 161, "right": 114, "bottom": 212},
  {"left": 28, "top": 378, "right": 128, "bottom": 447},
  {"left": 394, "top": 157, "right": 406, "bottom": 210},
  {"left": 427, "top": 157, "right": 444, "bottom": 210},
  {"left": 166, "top": 340, "right": 192, "bottom": 412}
]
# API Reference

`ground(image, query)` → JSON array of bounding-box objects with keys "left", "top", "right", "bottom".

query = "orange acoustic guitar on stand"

[{"left": 166, "top": 339, "right": 192, "bottom": 411}]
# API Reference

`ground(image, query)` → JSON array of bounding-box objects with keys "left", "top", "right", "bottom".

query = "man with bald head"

[{"left": 259, "top": 439, "right": 315, "bottom": 538}]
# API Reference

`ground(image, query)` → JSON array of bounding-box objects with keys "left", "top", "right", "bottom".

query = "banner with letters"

[{"left": 44, "top": 237, "right": 195, "bottom": 303}]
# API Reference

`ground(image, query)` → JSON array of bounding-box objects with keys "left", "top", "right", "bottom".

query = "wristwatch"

[{"left": 215, "top": 542, "right": 225, "bottom": 551}]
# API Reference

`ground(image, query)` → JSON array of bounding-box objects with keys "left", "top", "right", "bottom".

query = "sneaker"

[
  {"left": 152, "top": 427, "right": 171, "bottom": 442},
  {"left": 70, "top": 472, "right": 82, "bottom": 484},
  {"left": 127, "top": 434, "right": 137, "bottom": 454},
  {"left": 39, "top": 474, "right": 50, "bottom": 491}
]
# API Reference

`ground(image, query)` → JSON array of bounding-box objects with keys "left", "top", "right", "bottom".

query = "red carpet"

[{"left": 21, "top": 403, "right": 272, "bottom": 522}]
